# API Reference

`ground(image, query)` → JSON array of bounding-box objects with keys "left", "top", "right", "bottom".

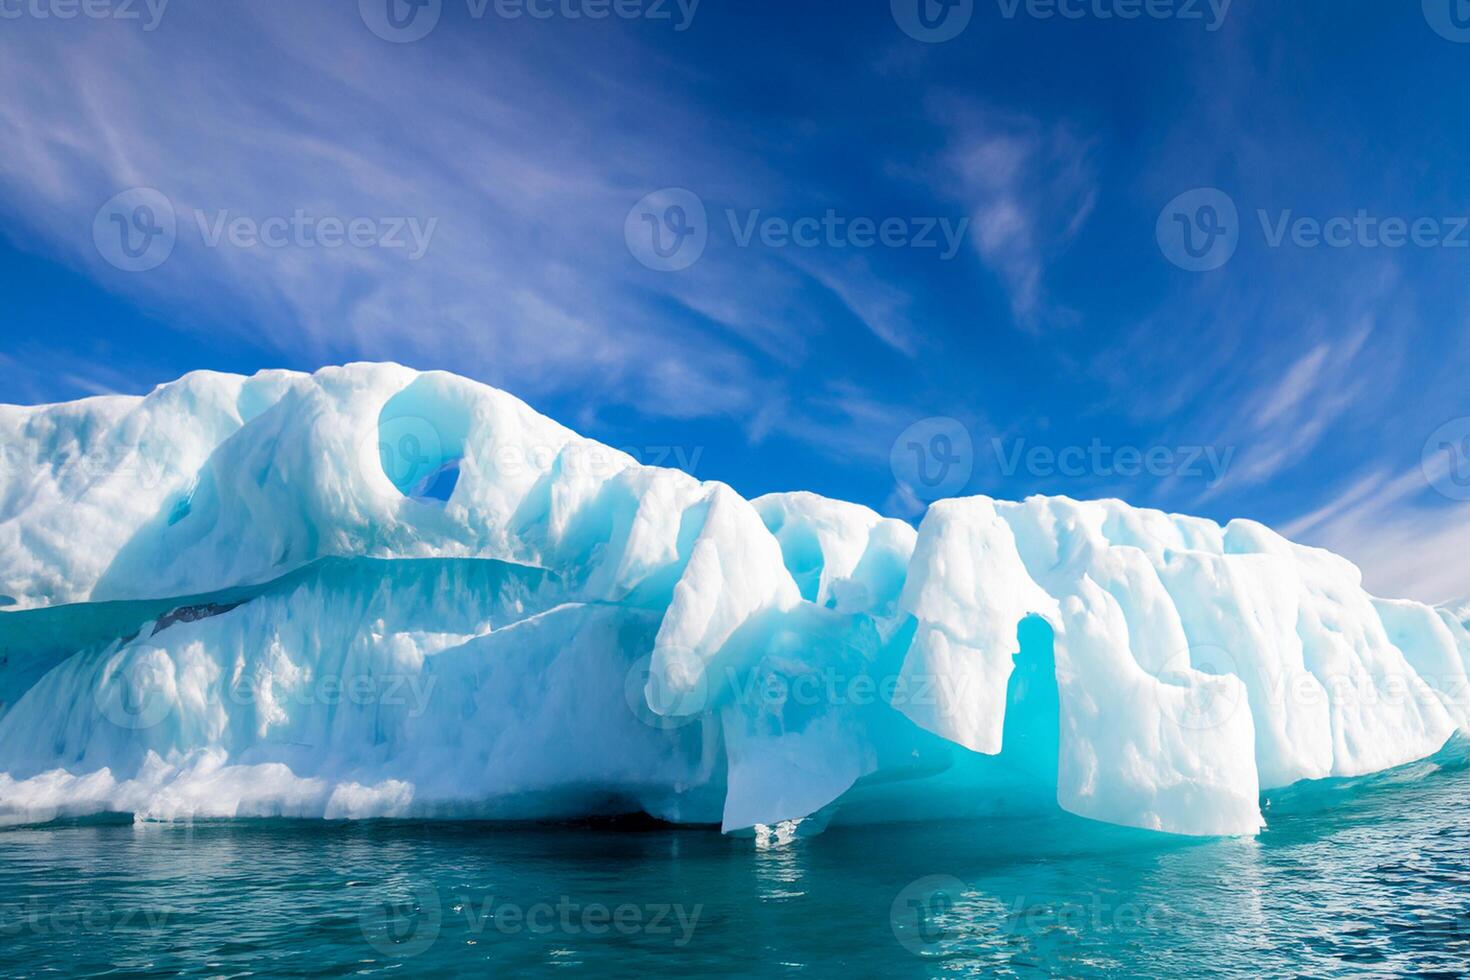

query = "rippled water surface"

[{"left": 3, "top": 745, "right": 1469, "bottom": 977}]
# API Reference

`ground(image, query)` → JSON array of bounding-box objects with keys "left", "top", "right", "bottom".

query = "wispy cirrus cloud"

[
  {"left": 1282, "top": 453, "right": 1470, "bottom": 605},
  {"left": 930, "top": 102, "right": 1098, "bottom": 330},
  {"left": 1204, "top": 317, "right": 1374, "bottom": 493},
  {"left": 0, "top": 2, "right": 944, "bottom": 437}
]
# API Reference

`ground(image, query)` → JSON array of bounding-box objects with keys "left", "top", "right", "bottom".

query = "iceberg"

[{"left": 0, "top": 363, "right": 1465, "bottom": 836}]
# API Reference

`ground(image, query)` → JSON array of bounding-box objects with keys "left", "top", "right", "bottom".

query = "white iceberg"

[{"left": 0, "top": 363, "right": 1464, "bottom": 836}]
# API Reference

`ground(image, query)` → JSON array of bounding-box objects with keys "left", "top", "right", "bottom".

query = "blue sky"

[{"left": 1, "top": 0, "right": 1467, "bottom": 602}]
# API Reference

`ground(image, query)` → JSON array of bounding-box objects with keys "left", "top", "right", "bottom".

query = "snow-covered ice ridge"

[{"left": 1, "top": 363, "right": 1466, "bottom": 836}]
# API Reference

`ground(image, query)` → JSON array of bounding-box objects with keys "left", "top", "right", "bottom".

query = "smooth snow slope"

[{"left": 0, "top": 364, "right": 1465, "bottom": 835}]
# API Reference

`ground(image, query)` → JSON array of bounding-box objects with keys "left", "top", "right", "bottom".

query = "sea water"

[{"left": 2, "top": 742, "right": 1468, "bottom": 977}]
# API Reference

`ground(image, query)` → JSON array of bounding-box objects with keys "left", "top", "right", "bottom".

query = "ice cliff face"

[{"left": 0, "top": 364, "right": 1465, "bottom": 836}]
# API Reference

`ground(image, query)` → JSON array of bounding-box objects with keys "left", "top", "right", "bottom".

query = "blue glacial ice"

[{"left": 0, "top": 363, "right": 1466, "bottom": 836}]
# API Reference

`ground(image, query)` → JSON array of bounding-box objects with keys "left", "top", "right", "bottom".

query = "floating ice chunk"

[{"left": 0, "top": 365, "right": 1461, "bottom": 838}]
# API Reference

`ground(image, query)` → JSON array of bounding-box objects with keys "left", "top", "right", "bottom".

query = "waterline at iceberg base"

[{"left": 1, "top": 363, "right": 1466, "bottom": 837}]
